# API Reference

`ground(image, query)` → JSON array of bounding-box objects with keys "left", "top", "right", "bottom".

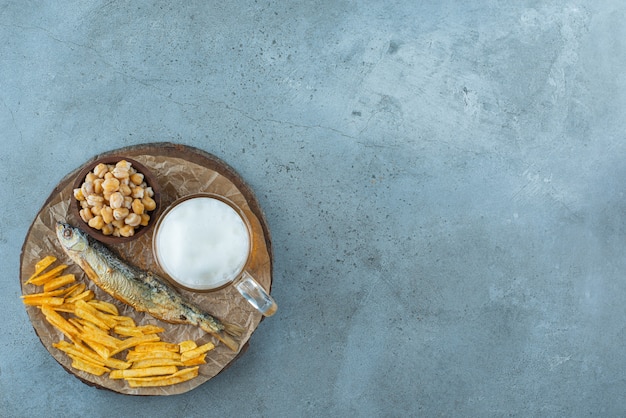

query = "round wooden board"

[{"left": 20, "top": 143, "right": 273, "bottom": 395}]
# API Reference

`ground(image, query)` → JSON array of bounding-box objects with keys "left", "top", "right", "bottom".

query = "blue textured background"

[{"left": 2, "top": 1, "right": 626, "bottom": 416}]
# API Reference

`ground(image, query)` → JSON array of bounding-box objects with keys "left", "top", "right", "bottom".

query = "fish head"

[{"left": 56, "top": 222, "right": 89, "bottom": 253}]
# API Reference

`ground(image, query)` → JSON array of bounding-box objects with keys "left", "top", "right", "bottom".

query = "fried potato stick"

[
  {"left": 43, "top": 274, "right": 76, "bottom": 292},
  {"left": 178, "top": 340, "right": 197, "bottom": 353},
  {"left": 126, "top": 366, "right": 199, "bottom": 388},
  {"left": 26, "top": 255, "right": 56, "bottom": 283},
  {"left": 126, "top": 350, "right": 181, "bottom": 362},
  {"left": 41, "top": 305, "right": 81, "bottom": 344},
  {"left": 70, "top": 356, "right": 110, "bottom": 376},
  {"left": 130, "top": 358, "right": 184, "bottom": 369},
  {"left": 134, "top": 342, "right": 180, "bottom": 353},
  {"left": 27, "top": 264, "right": 68, "bottom": 286},
  {"left": 21, "top": 296, "right": 65, "bottom": 307},
  {"left": 109, "top": 366, "right": 178, "bottom": 379},
  {"left": 180, "top": 342, "right": 215, "bottom": 363},
  {"left": 109, "top": 334, "right": 160, "bottom": 356}
]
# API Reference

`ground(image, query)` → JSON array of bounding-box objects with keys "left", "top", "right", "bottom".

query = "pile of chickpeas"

[{"left": 74, "top": 160, "right": 156, "bottom": 237}]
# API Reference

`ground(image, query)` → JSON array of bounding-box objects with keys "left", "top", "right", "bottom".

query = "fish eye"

[{"left": 63, "top": 229, "right": 73, "bottom": 239}]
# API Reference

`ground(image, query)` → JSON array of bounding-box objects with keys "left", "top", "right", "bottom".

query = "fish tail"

[
  {"left": 199, "top": 319, "right": 245, "bottom": 352},
  {"left": 223, "top": 322, "right": 245, "bottom": 338}
]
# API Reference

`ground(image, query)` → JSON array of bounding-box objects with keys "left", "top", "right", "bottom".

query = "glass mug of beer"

[{"left": 152, "top": 193, "right": 277, "bottom": 316}]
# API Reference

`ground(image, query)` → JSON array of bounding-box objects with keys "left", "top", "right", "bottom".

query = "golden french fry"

[
  {"left": 102, "top": 357, "right": 132, "bottom": 370},
  {"left": 133, "top": 324, "right": 165, "bottom": 335},
  {"left": 126, "top": 350, "right": 181, "bottom": 362},
  {"left": 68, "top": 318, "right": 84, "bottom": 331},
  {"left": 80, "top": 322, "right": 122, "bottom": 349},
  {"left": 131, "top": 358, "right": 183, "bottom": 369},
  {"left": 64, "top": 282, "right": 86, "bottom": 298},
  {"left": 21, "top": 296, "right": 65, "bottom": 306},
  {"left": 43, "top": 274, "right": 76, "bottom": 292},
  {"left": 60, "top": 337, "right": 130, "bottom": 369},
  {"left": 88, "top": 300, "right": 119, "bottom": 316},
  {"left": 21, "top": 287, "right": 68, "bottom": 299},
  {"left": 180, "top": 342, "right": 215, "bottom": 363},
  {"left": 113, "top": 326, "right": 144, "bottom": 338},
  {"left": 54, "top": 341, "right": 105, "bottom": 366},
  {"left": 70, "top": 356, "right": 110, "bottom": 376},
  {"left": 111, "top": 315, "right": 136, "bottom": 327},
  {"left": 109, "top": 365, "right": 178, "bottom": 379},
  {"left": 75, "top": 305, "right": 111, "bottom": 331},
  {"left": 126, "top": 366, "right": 199, "bottom": 388},
  {"left": 68, "top": 353, "right": 106, "bottom": 369},
  {"left": 75, "top": 300, "right": 118, "bottom": 328},
  {"left": 54, "top": 342, "right": 107, "bottom": 367},
  {"left": 66, "top": 289, "right": 94, "bottom": 304},
  {"left": 82, "top": 339, "right": 111, "bottom": 359},
  {"left": 178, "top": 340, "right": 197, "bottom": 353},
  {"left": 110, "top": 334, "right": 160, "bottom": 356},
  {"left": 27, "top": 264, "right": 68, "bottom": 286},
  {"left": 26, "top": 255, "right": 57, "bottom": 283},
  {"left": 41, "top": 305, "right": 81, "bottom": 344},
  {"left": 54, "top": 303, "right": 77, "bottom": 313},
  {"left": 182, "top": 353, "right": 206, "bottom": 366},
  {"left": 134, "top": 342, "right": 180, "bottom": 353}
]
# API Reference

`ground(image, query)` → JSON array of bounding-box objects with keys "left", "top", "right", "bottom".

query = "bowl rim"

[{"left": 71, "top": 155, "right": 161, "bottom": 245}]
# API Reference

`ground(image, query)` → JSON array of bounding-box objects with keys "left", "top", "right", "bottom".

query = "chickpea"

[
  {"left": 90, "top": 203, "right": 103, "bottom": 217},
  {"left": 88, "top": 215, "right": 105, "bottom": 230},
  {"left": 85, "top": 172, "right": 98, "bottom": 183},
  {"left": 131, "top": 199, "right": 144, "bottom": 215},
  {"left": 102, "top": 177, "right": 120, "bottom": 193},
  {"left": 131, "top": 186, "right": 144, "bottom": 199},
  {"left": 86, "top": 194, "right": 104, "bottom": 207},
  {"left": 113, "top": 207, "right": 129, "bottom": 221},
  {"left": 101, "top": 206, "right": 114, "bottom": 224},
  {"left": 116, "top": 160, "right": 131, "bottom": 169},
  {"left": 73, "top": 188, "right": 85, "bottom": 201},
  {"left": 101, "top": 224, "right": 115, "bottom": 236},
  {"left": 130, "top": 172, "right": 144, "bottom": 186},
  {"left": 93, "top": 163, "right": 108, "bottom": 178},
  {"left": 104, "top": 172, "right": 114, "bottom": 180},
  {"left": 109, "top": 192, "right": 124, "bottom": 209},
  {"left": 119, "top": 225, "right": 135, "bottom": 237},
  {"left": 125, "top": 213, "right": 142, "bottom": 227},
  {"left": 112, "top": 219, "right": 125, "bottom": 229},
  {"left": 142, "top": 196, "right": 157, "bottom": 211},
  {"left": 80, "top": 208, "right": 94, "bottom": 223},
  {"left": 81, "top": 181, "right": 94, "bottom": 197},
  {"left": 94, "top": 178, "right": 104, "bottom": 194},
  {"left": 119, "top": 183, "right": 132, "bottom": 197},
  {"left": 140, "top": 213, "right": 150, "bottom": 226},
  {"left": 123, "top": 196, "right": 133, "bottom": 209},
  {"left": 144, "top": 186, "right": 154, "bottom": 198},
  {"left": 113, "top": 167, "right": 130, "bottom": 179},
  {"left": 113, "top": 160, "right": 131, "bottom": 179}
]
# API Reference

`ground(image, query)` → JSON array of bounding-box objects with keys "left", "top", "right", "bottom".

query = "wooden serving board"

[{"left": 19, "top": 143, "right": 273, "bottom": 395}]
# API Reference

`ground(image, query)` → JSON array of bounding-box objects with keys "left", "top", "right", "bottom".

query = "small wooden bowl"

[{"left": 71, "top": 156, "right": 161, "bottom": 245}]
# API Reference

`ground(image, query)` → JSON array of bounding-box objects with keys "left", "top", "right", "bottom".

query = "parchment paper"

[{"left": 19, "top": 144, "right": 273, "bottom": 396}]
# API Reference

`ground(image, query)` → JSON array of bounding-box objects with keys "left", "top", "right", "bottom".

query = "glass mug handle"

[{"left": 235, "top": 271, "right": 278, "bottom": 317}]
